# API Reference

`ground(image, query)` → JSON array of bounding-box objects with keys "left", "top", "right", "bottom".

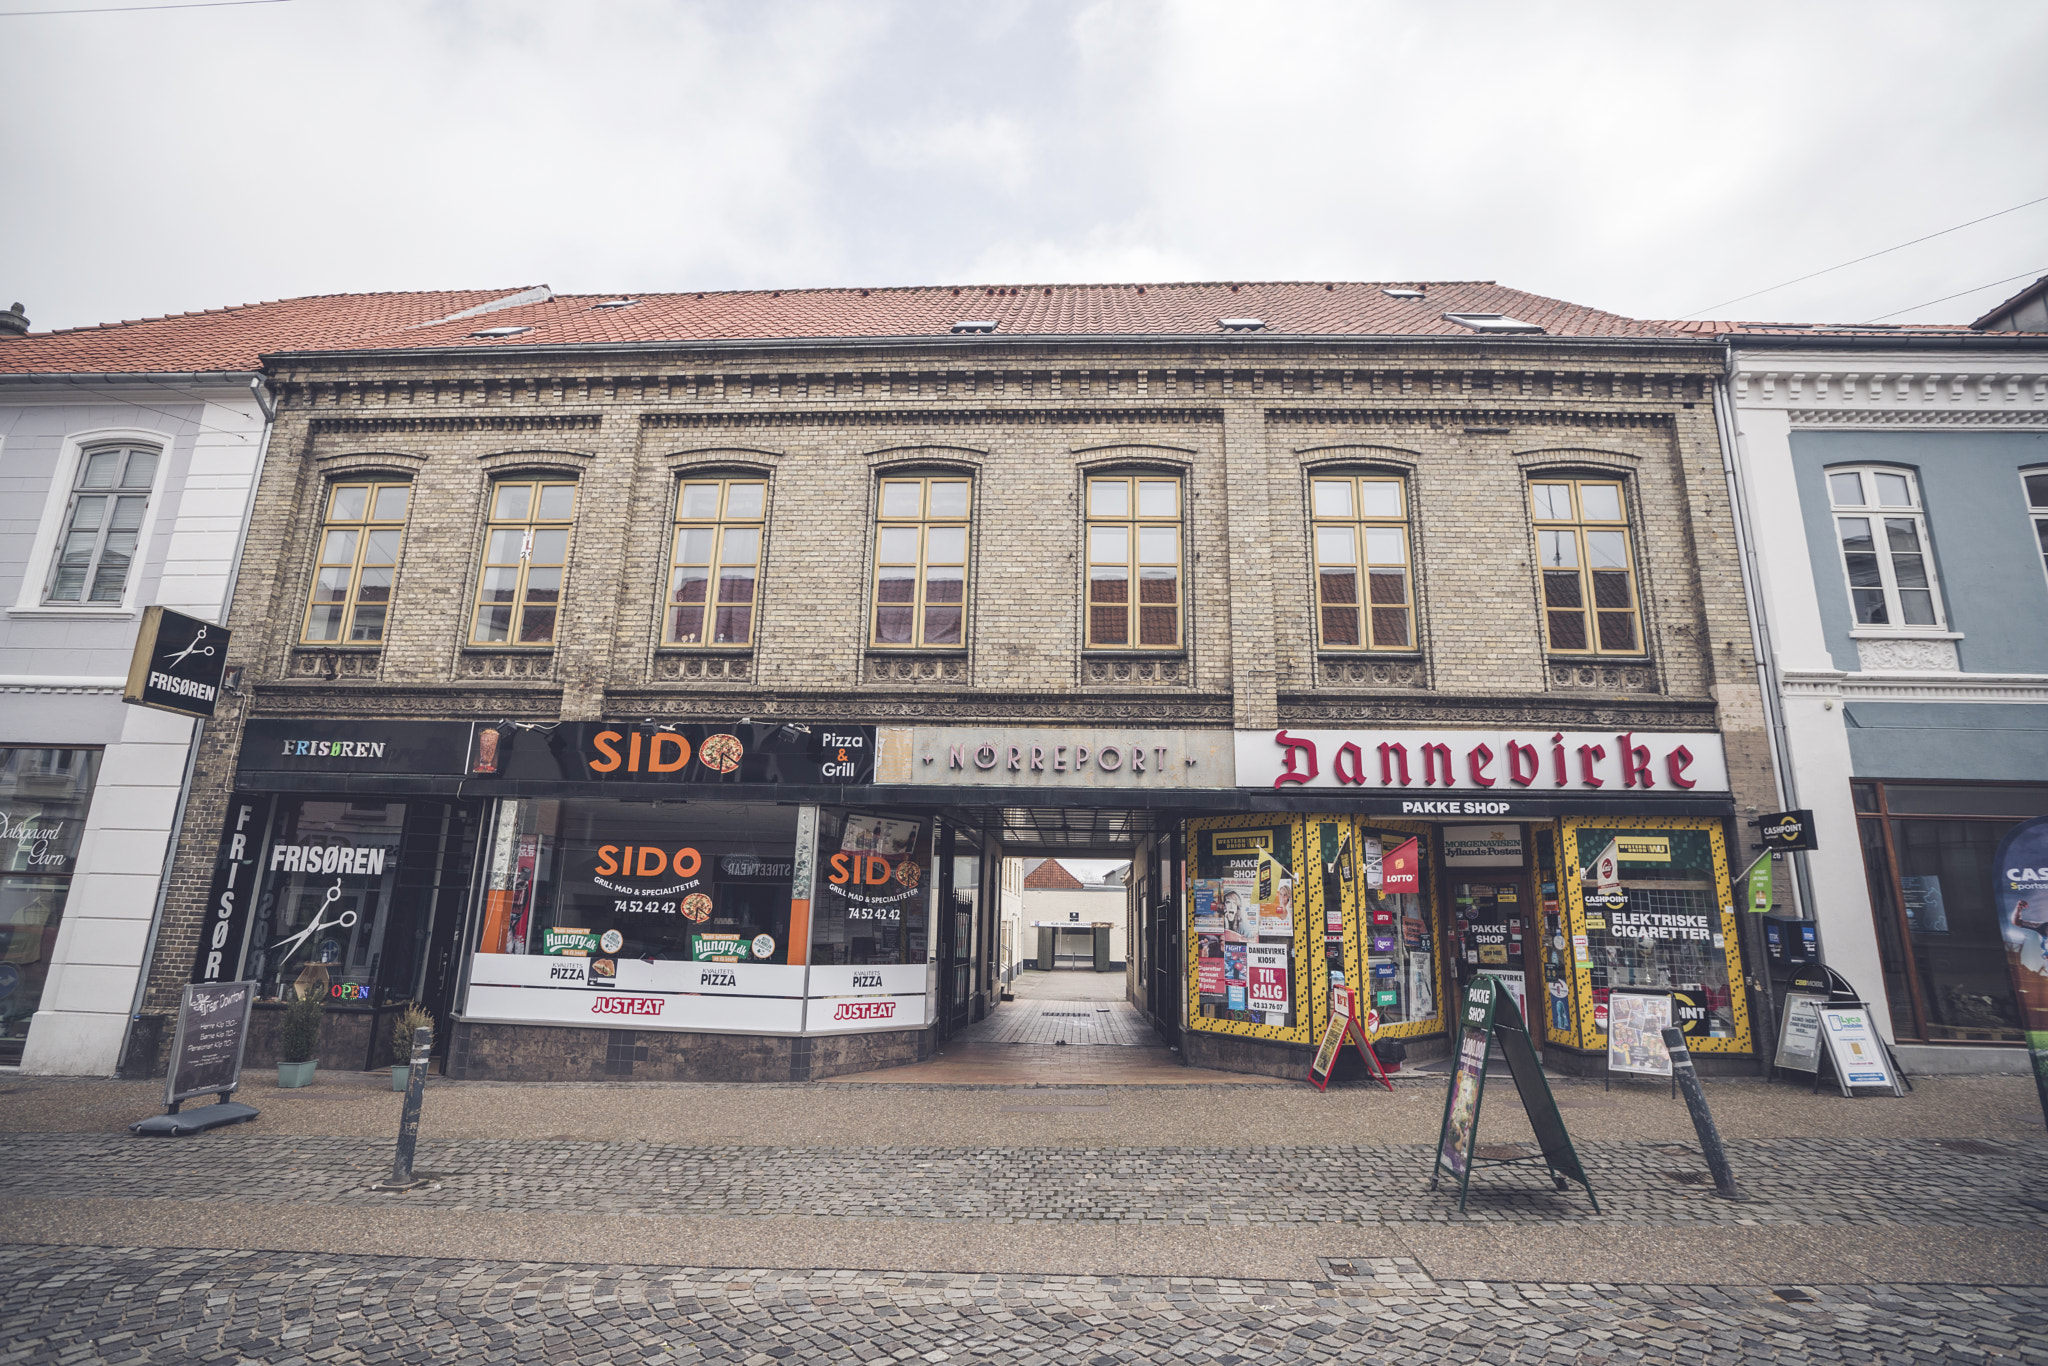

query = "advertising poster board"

[
  {"left": 1818, "top": 1005, "right": 1906, "bottom": 1096},
  {"left": 1605, "top": 990, "right": 1674, "bottom": 1081},
  {"left": 1991, "top": 815, "right": 2048, "bottom": 1128},
  {"left": 1429, "top": 976, "right": 1597, "bottom": 1213},
  {"left": 1775, "top": 992, "right": 1827, "bottom": 1074},
  {"left": 1246, "top": 944, "right": 1291, "bottom": 1015},
  {"left": 1306, "top": 986, "right": 1393, "bottom": 1093}
]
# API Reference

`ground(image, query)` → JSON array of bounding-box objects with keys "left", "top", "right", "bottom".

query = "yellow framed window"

[
  {"left": 667, "top": 478, "right": 766, "bottom": 646},
  {"left": 873, "top": 476, "right": 970, "bottom": 647},
  {"left": 1310, "top": 475, "right": 1411, "bottom": 649},
  {"left": 472, "top": 480, "right": 575, "bottom": 646},
  {"left": 1531, "top": 478, "right": 1641, "bottom": 654},
  {"left": 302, "top": 481, "right": 410, "bottom": 644},
  {"left": 1086, "top": 475, "right": 1181, "bottom": 648}
]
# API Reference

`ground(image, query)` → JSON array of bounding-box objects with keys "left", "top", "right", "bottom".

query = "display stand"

[
  {"left": 1773, "top": 992, "right": 1828, "bottom": 1080},
  {"left": 1772, "top": 965, "right": 1912, "bottom": 1093},
  {"left": 1603, "top": 988, "right": 1677, "bottom": 1099},
  {"left": 1307, "top": 985, "right": 1393, "bottom": 1092},
  {"left": 1813, "top": 1001, "right": 1907, "bottom": 1097},
  {"left": 130, "top": 981, "right": 260, "bottom": 1136},
  {"left": 1428, "top": 975, "right": 1598, "bottom": 1213}
]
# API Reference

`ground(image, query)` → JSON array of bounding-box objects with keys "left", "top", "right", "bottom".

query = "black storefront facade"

[{"left": 210, "top": 716, "right": 1013, "bottom": 1081}]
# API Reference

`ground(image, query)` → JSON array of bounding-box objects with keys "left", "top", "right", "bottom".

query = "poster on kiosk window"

[{"left": 1993, "top": 816, "right": 2048, "bottom": 1126}]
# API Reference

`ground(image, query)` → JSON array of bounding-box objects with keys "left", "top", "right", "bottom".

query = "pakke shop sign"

[{"left": 1239, "top": 728, "right": 1729, "bottom": 797}]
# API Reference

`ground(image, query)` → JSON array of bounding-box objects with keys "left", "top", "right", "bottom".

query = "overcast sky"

[{"left": 6, "top": 0, "right": 2044, "bottom": 334}]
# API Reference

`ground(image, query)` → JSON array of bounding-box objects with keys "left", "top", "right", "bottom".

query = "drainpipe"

[
  {"left": 1710, "top": 350, "right": 1806, "bottom": 1071},
  {"left": 118, "top": 375, "right": 277, "bottom": 1071}
]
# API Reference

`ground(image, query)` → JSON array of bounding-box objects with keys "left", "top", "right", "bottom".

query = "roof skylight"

[
  {"left": 591, "top": 299, "right": 640, "bottom": 310},
  {"left": 469, "top": 326, "right": 532, "bottom": 339},
  {"left": 951, "top": 320, "right": 997, "bottom": 333},
  {"left": 1441, "top": 312, "right": 1544, "bottom": 334},
  {"left": 1218, "top": 317, "right": 1265, "bottom": 330},
  {"left": 1383, "top": 288, "right": 1425, "bottom": 299}
]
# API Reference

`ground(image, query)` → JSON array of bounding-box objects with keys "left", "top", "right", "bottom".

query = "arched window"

[
  {"left": 1826, "top": 466, "right": 1942, "bottom": 628},
  {"left": 1530, "top": 477, "right": 1641, "bottom": 654},
  {"left": 302, "top": 479, "right": 410, "bottom": 643},
  {"left": 873, "top": 475, "right": 971, "bottom": 648},
  {"left": 667, "top": 476, "right": 767, "bottom": 646},
  {"left": 44, "top": 443, "right": 160, "bottom": 605},
  {"left": 1085, "top": 473, "right": 1182, "bottom": 648},
  {"left": 1310, "top": 473, "right": 1411, "bottom": 650},
  {"left": 471, "top": 479, "right": 576, "bottom": 646}
]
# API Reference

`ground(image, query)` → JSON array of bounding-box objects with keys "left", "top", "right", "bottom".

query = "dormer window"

[{"left": 1443, "top": 312, "right": 1543, "bottom": 334}]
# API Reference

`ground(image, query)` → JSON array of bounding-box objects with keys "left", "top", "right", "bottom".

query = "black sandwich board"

[
  {"left": 1428, "top": 974, "right": 1598, "bottom": 1213},
  {"left": 130, "top": 980, "right": 260, "bottom": 1136}
]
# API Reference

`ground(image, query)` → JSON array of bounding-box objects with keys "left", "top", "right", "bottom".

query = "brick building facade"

[{"left": 131, "top": 281, "right": 1780, "bottom": 1081}]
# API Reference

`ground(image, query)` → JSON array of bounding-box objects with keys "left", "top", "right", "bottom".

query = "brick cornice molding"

[
  {"left": 643, "top": 407, "right": 1226, "bottom": 429},
  {"left": 1270, "top": 407, "right": 1676, "bottom": 429},
  {"left": 308, "top": 413, "right": 602, "bottom": 435}
]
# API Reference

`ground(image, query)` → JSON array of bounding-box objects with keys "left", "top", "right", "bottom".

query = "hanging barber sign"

[{"left": 123, "top": 606, "right": 232, "bottom": 719}]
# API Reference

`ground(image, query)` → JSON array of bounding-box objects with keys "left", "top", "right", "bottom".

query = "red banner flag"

[{"left": 1383, "top": 837, "right": 1420, "bottom": 893}]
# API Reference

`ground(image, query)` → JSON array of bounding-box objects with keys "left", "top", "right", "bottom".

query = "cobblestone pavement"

[
  {"left": 4, "top": 1244, "right": 2043, "bottom": 1365},
  {"left": 962, "top": 999, "right": 1155, "bottom": 1046},
  {"left": 6, "top": 1130, "right": 2045, "bottom": 1228}
]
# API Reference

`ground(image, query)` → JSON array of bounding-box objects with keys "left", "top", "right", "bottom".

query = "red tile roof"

[
  {"left": 1, "top": 281, "right": 1693, "bottom": 375},
  {"left": 1662, "top": 319, "right": 1989, "bottom": 338},
  {"left": 1023, "top": 859, "right": 1087, "bottom": 891},
  {"left": 0, "top": 288, "right": 543, "bottom": 374}
]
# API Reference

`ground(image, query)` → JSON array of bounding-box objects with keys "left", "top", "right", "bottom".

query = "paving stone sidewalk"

[
  {"left": 3, "top": 1244, "right": 2043, "bottom": 1365},
  {"left": 7, "top": 1130, "right": 2045, "bottom": 1228}
]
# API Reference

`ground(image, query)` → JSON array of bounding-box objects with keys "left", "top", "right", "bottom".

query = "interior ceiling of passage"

[{"left": 950, "top": 804, "right": 1173, "bottom": 853}]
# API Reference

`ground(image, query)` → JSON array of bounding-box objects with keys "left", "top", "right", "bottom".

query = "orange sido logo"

[
  {"left": 587, "top": 730, "right": 693, "bottom": 774},
  {"left": 595, "top": 845, "right": 702, "bottom": 879},
  {"left": 828, "top": 853, "right": 898, "bottom": 886}
]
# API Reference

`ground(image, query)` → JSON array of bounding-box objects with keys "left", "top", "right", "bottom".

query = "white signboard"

[
  {"left": 1606, "top": 989, "right": 1674, "bottom": 1079},
  {"left": 1774, "top": 993, "right": 1827, "bottom": 1074},
  {"left": 1443, "top": 824, "right": 1524, "bottom": 867},
  {"left": 888, "top": 726, "right": 1234, "bottom": 788},
  {"left": 1238, "top": 728, "right": 1730, "bottom": 796},
  {"left": 462, "top": 954, "right": 928, "bottom": 1035},
  {"left": 1818, "top": 1004, "right": 1905, "bottom": 1096}
]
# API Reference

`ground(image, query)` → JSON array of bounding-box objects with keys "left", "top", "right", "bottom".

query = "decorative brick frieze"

[
  {"left": 1081, "top": 656, "right": 1186, "bottom": 686},
  {"left": 457, "top": 650, "right": 556, "bottom": 680},
  {"left": 865, "top": 654, "right": 970, "bottom": 684},
  {"left": 1316, "top": 657, "right": 1427, "bottom": 689},
  {"left": 307, "top": 413, "right": 602, "bottom": 436},
  {"left": 1547, "top": 660, "right": 1660, "bottom": 693},
  {"left": 1278, "top": 693, "right": 1710, "bottom": 730},
  {"left": 653, "top": 654, "right": 753, "bottom": 683},
  {"left": 286, "top": 647, "right": 381, "bottom": 681}
]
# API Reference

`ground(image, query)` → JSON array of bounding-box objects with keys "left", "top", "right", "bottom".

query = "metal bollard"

[
  {"left": 376, "top": 1026, "right": 432, "bottom": 1190},
  {"left": 1662, "top": 1026, "right": 1744, "bottom": 1201}
]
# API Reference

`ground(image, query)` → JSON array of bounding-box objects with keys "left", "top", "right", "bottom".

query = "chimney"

[{"left": 0, "top": 303, "right": 27, "bottom": 337}]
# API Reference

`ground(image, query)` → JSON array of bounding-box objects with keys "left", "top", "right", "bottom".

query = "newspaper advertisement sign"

[
  {"left": 1246, "top": 944, "right": 1291, "bottom": 1014},
  {"left": 1774, "top": 992, "right": 1827, "bottom": 1074},
  {"left": 1605, "top": 990, "right": 1674, "bottom": 1079}
]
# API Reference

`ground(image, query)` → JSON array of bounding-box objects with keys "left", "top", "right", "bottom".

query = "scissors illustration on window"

[
  {"left": 273, "top": 878, "right": 356, "bottom": 958},
  {"left": 162, "top": 624, "right": 216, "bottom": 669}
]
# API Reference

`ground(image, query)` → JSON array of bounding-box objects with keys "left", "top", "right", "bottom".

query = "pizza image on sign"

[
  {"left": 698, "top": 733, "right": 744, "bottom": 773},
  {"left": 680, "top": 892, "right": 715, "bottom": 922},
  {"left": 895, "top": 859, "right": 922, "bottom": 889}
]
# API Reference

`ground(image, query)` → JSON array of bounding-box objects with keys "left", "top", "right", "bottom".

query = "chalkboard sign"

[
  {"left": 165, "top": 980, "right": 255, "bottom": 1107},
  {"left": 1428, "top": 975, "right": 1598, "bottom": 1213}
]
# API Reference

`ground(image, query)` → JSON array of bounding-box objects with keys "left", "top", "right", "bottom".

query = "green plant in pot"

[
  {"left": 390, "top": 1002, "right": 434, "bottom": 1091},
  {"left": 276, "top": 988, "right": 324, "bottom": 1088}
]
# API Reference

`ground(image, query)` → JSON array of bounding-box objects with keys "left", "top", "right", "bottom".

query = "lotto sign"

[
  {"left": 1382, "top": 838, "right": 1420, "bottom": 893},
  {"left": 1246, "top": 945, "right": 1291, "bottom": 1013}
]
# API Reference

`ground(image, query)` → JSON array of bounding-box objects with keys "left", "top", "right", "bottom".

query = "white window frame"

[
  {"left": 2025, "top": 467, "right": 2048, "bottom": 594},
  {"left": 1825, "top": 464, "right": 1947, "bottom": 633},
  {"left": 9, "top": 426, "right": 172, "bottom": 618}
]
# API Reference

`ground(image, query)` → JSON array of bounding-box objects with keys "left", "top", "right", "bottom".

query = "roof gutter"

[
  {"left": 0, "top": 369, "right": 264, "bottom": 388},
  {"left": 260, "top": 331, "right": 1722, "bottom": 366},
  {"left": 1717, "top": 332, "right": 2048, "bottom": 353}
]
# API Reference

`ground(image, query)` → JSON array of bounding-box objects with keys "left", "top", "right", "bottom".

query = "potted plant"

[
  {"left": 277, "top": 988, "right": 324, "bottom": 1087},
  {"left": 389, "top": 1002, "right": 434, "bottom": 1091}
]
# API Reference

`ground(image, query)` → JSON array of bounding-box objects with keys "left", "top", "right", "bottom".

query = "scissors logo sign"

[
  {"left": 123, "top": 605, "right": 231, "bottom": 718},
  {"left": 272, "top": 879, "right": 359, "bottom": 960}
]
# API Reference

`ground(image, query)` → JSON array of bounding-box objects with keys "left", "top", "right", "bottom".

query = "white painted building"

[
  {"left": 1706, "top": 315, "right": 2048, "bottom": 1072},
  {"left": 0, "top": 289, "right": 545, "bottom": 1073}
]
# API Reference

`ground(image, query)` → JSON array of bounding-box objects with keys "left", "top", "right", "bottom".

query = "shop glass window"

[
  {"left": 1354, "top": 825, "right": 1436, "bottom": 1028},
  {"left": 0, "top": 748, "right": 100, "bottom": 1066},
  {"left": 476, "top": 800, "right": 801, "bottom": 967},
  {"left": 1574, "top": 825, "right": 1740, "bottom": 1043},
  {"left": 1857, "top": 793, "right": 2036, "bottom": 1044},
  {"left": 667, "top": 477, "right": 766, "bottom": 647},
  {"left": 1310, "top": 474, "right": 1412, "bottom": 650},
  {"left": 245, "top": 800, "right": 407, "bottom": 1003},
  {"left": 1189, "top": 823, "right": 1303, "bottom": 1031},
  {"left": 873, "top": 477, "right": 970, "bottom": 648},
  {"left": 811, "top": 809, "right": 933, "bottom": 966},
  {"left": 1531, "top": 479, "right": 1642, "bottom": 654},
  {"left": 2026, "top": 470, "right": 2048, "bottom": 585},
  {"left": 45, "top": 445, "right": 159, "bottom": 605},
  {"left": 472, "top": 480, "right": 576, "bottom": 646},
  {"left": 1826, "top": 466, "right": 1943, "bottom": 628},
  {"left": 303, "top": 481, "right": 410, "bottom": 643},
  {"left": 1085, "top": 475, "right": 1182, "bottom": 648}
]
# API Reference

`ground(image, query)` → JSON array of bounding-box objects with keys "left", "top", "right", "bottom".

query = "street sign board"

[{"left": 123, "top": 605, "right": 230, "bottom": 718}]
